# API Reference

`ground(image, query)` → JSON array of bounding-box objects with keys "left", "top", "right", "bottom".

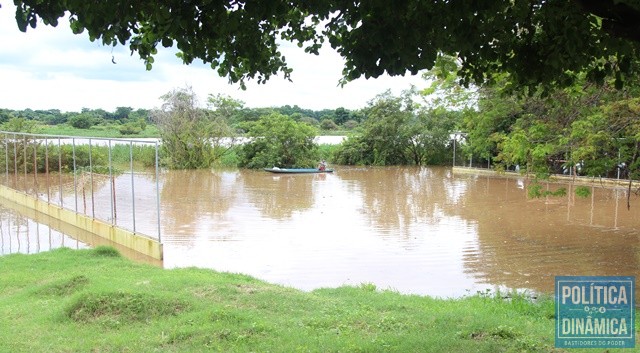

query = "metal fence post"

[
  {"left": 58, "top": 137, "right": 63, "bottom": 207},
  {"left": 73, "top": 138, "right": 77, "bottom": 212},
  {"left": 89, "top": 138, "right": 94, "bottom": 218},
  {"left": 130, "top": 141, "right": 136, "bottom": 233},
  {"left": 45, "top": 137, "right": 50, "bottom": 203},
  {"left": 4, "top": 133, "right": 8, "bottom": 183},
  {"left": 33, "top": 137, "right": 38, "bottom": 198},
  {"left": 155, "top": 141, "right": 161, "bottom": 242},
  {"left": 23, "top": 135, "right": 27, "bottom": 192},
  {"left": 13, "top": 133, "right": 17, "bottom": 187},
  {"left": 108, "top": 140, "right": 114, "bottom": 224}
]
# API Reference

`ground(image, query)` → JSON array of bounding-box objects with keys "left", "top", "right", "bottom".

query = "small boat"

[{"left": 264, "top": 167, "right": 334, "bottom": 174}]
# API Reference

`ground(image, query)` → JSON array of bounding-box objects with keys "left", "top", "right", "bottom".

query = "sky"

[{"left": 0, "top": 4, "right": 427, "bottom": 113}]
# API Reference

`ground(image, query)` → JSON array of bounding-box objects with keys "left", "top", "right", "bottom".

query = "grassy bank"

[{"left": 0, "top": 248, "right": 635, "bottom": 352}]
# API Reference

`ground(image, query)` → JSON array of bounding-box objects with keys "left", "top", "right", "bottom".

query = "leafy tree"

[
  {"left": 289, "top": 112, "right": 303, "bottom": 121},
  {"left": 234, "top": 107, "right": 275, "bottom": 128},
  {"left": 68, "top": 113, "right": 94, "bottom": 129},
  {"left": 333, "top": 137, "right": 371, "bottom": 165},
  {"left": 361, "top": 91, "right": 415, "bottom": 165},
  {"left": 1, "top": 117, "right": 36, "bottom": 133},
  {"left": 420, "top": 55, "right": 478, "bottom": 112},
  {"left": 151, "top": 87, "right": 234, "bottom": 169},
  {"left": 118, "top": 123, "right": 141, "bottom": 135},
  {"left": 333, "top": 107, "right": 351, "bottom": 125},
  {"left": 118, "top": 118, "right": 147, "bottom": 135},
  {"left": 207, "top": 94, "right": 245, "bottom": 125},
  {"left": 13, "top": 1, "right": 640, "bottom": 90},
  {"left": 239, "top": 113, "right": 318, "bottom": 169},
  {"left": 569, "top": 96, "right": 640, "bottom": 181},
  {"left": 320, "top": 119, "right": 338, "bottom": 130},
  {"left": 81, "top": 108, "right": 109, "bottom": 122},
  {"left": 113, "top": 106, "right": 133, "bottom": 121},
  {"left": 23, "top": 109, "right": 64, "bottom": 125},
  {"left": 334, "top": 89, "right": 462, "bottom": 166},
  {"left": 343, "top": 120, "right": 359, "bottom": 130},
  {"left": 462, "top": 68, "right": 640, "bottom": 184},
  {"left": 462, "top": 81, "right": 522, "bottom": 166},
  {"left": 299, "top": 116, "right": 319, "bottom": 127},
  {"left": 129, "top": 108, "right": 150, "bottom": 123},
  {"left": 407, "top": 108, "right": 462, "bottom": 165},
  {"left": 14, "top": 108, "right": 36, "bottom": 120},
  {"left": 335, "top": 91, "right": 409, "bottom": 165},
  {"left": 0, "top": 109, "right": 14, "bottom": 125}
]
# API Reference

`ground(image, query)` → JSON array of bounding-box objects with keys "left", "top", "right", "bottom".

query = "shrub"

[
  {"left": 68, "top": 114, "right": 94, "bottom": 129},
  {"left": 239, "top": 113, "right": 319, "bottom": 168}
]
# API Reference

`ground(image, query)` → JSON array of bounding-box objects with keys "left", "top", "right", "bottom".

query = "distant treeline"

[{"left": 0, "top": 105, "right": 363, "bottom": 132}]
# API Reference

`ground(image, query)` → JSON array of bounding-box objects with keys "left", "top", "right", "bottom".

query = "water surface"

[
  {"left": 158, "top": 167, "right": 640, "bottom": 298},
  {"left": 3, "top": 166, "right": 638, "bottom": 299}
]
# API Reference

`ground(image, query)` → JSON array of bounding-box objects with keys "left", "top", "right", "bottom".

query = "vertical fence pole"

[
  {"left": 33, "top": 136, "right": 38, "bottom": 198},
  {"left": 23, "top": 135, "right": 27, "bottom": 192},
  {"left": 16, "top": 217, "right": 21, "bottom": 253},
  {"left": 452, "top": 138, "right": 456, "bottom": 168},
  {"left": 13, "top": 133, "right": 17, "bottom": 187},
  {"left": 155, "top": 141, "right": 161, "bottom": 242},
  {"left": 72, "top": 138, "right": 77, "bottom": 212},
  {"left": 89, "top": 139, "right": 94, "bottom": 218},
  {"left": 58, "top": 137, "right": 63, "bottom": 207},
  {"left": 130, "top": 141, "right": 136, "bottom": 233},
  {"left": 4, "top": 133, "right": 8, "bottom": 183},
  {"left": 108, "top": 140, "right": 114, "bottom": 224},
  {"left": 45, "top": 137, "right": 50, "bottom": 203}
]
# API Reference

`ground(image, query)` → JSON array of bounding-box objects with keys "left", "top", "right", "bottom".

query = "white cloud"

[{"left": 0, "top": 4, "right": 426, "bottom": 112}]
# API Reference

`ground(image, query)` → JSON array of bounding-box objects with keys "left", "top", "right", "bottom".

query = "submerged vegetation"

[
  {"left": 527, "top": 183, "right": 568, "bottom": 199},
  {"left": 239, "top": 113, "right": 320, "bottom": 169},
  {"left": 5, "top": 246, "right": 632, "bottom": 353}
]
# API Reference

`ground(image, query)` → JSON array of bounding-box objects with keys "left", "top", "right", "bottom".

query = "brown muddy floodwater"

[
  {"left": 0, "top": 204, "right": 89, "bottom": 254},
  {"left": 157, "top": 166, "right": 640, "bottom": 299},
  {"left": 2, "top": 166, "right": 639, "bottom": 299}
]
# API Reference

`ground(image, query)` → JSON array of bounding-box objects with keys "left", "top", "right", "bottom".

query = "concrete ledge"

[
  {"left": 452, "top": 167, "right": 640, "bottom": 188},
  {"left": 0, "top": 185, "right": 163, "bottom": 260}
]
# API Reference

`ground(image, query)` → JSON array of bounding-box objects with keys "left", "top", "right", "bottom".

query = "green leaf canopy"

[{"left": 11, "top": 1, "right": 640, "bottom": 89}]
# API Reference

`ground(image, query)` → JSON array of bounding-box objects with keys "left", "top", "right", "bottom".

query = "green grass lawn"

[{"left": 0, "top": 247, "right": 636, "bottom": 352}]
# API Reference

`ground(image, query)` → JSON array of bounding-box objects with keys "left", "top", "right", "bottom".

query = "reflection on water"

[
  {"left": 3, "top": 170, "right": 161, "bottom": 238},
  {"left": 0, "top": 200, "right": 162, "bottom": 266},
  {"left": 459, "top": 177, "right": 640, "bottom": 296},
  {"left": 3, "top": 166, "right": 639, "bottom": 299},
  {"left": 0, "top": 203, "right": 88, "bottom": 255},
  {"left": 159, "top": 166, "right": 639, "bottom": 299}
]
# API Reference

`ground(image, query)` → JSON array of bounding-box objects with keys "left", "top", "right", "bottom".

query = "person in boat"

[{"left": 317, "top": 160, "right": 327, "bottom": 171}]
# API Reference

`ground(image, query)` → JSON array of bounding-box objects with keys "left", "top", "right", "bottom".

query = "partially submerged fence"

[{"left": 0, "top": 132, "right": 163, "bottom": 258}]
